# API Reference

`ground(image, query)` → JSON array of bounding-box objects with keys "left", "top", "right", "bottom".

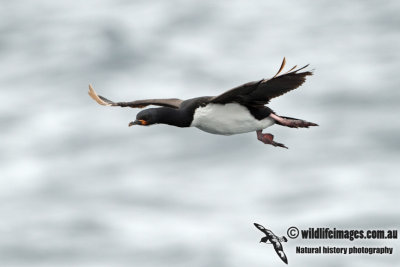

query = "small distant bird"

[
  {"left": 254, "top": 223, "right": 288, "bottom": 264},
  {"left": 89, "top": 58, "right": 317, "bottom": 148}
]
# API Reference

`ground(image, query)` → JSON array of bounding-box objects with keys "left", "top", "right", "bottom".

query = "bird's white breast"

[{"left": 190, "top": 103, "right": 275, "bottom": 135}]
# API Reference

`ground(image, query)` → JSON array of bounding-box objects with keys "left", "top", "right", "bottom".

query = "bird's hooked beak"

[{"left": 129, "top": 119, "right": 148, "bottom": 126}]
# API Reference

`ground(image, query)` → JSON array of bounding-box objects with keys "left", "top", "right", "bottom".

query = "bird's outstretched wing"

[
  {"left": 211, "top": 58, "right": 313, "bottom": 107},
  {"left": 272, "top": 241, "right": 288, "bottom": 264},
  {"left": 88, "top": 85, "right": 183, "bottom": 109},
  {"left": 254, "top": 223, "right": 267, "bottom": 233}
]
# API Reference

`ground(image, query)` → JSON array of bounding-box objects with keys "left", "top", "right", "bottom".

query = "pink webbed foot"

[
  {"left": 269, "top": 113, "right": 318, "bottom": 128},
  {"left": 256, "top": 130, "right": 288, "bottom": 149}
]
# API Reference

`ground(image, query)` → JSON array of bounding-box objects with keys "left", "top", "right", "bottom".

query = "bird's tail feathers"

[{"left": 279, "top": 236, "right": 288, "bottom": 242}]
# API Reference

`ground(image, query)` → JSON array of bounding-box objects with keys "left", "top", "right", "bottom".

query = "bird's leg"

[
  {"left": 269, "top": 113, "right": 318, "bottom": 128},
  {"left": 256, "top": 130, "right": 288, "bottom": 149}
]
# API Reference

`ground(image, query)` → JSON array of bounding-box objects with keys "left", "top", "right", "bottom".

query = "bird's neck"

[{"left": 155, "top": 107, "right": 191, "bottom": 127}]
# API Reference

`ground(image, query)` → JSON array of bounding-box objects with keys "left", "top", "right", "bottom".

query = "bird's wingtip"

[
  {"left": 88, "top": 84, "right": 112, "bottom": 106},
  {"left": 273, "top": 58, "right": 287, "bottom": 78}
]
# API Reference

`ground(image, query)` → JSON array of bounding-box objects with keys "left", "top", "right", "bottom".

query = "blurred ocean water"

[{"left": 0, "top": 0, "right": 399, "bottom": 266}]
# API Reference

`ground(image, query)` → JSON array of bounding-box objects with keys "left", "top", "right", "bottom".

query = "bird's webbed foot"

[{"left": 256, "top": 130, "right": 288, "bottom": 149}]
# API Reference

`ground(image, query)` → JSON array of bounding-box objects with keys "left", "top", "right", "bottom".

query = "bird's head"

[
  {"left": 129, "top": 109, "right": 158, "bottom": 127},
  {"left": 260, "top": 236, "right": 269, "bottom": 243}
]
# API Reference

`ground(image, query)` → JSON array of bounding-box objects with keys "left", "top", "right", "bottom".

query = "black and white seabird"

[
  {"left": 89, "top": 58, "right": 317, "bottom": 148},
  {"left": 254, "top": 223, "right": 288, "bottom": 264}
]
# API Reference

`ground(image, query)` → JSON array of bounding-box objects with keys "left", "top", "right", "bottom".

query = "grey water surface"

[{"left": 1, "top": 0, "right": 399, "bottom": 266}]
